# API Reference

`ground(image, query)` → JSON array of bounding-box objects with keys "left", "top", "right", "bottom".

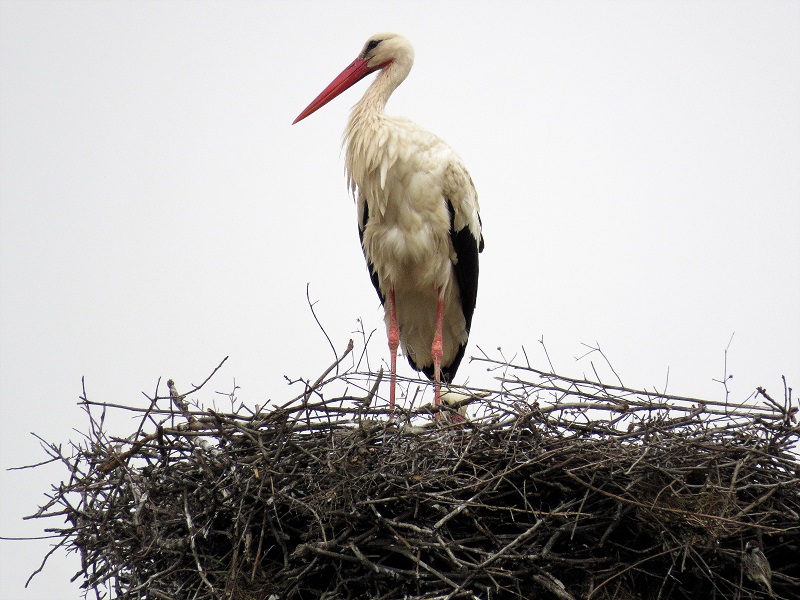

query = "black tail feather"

[{"left": 408, "top": 342, "right": 467, "bottom": 384}]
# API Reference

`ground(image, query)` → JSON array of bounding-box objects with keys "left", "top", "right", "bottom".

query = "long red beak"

[{"left": 293, "top": 57, "right": 376, "bottom": 124}]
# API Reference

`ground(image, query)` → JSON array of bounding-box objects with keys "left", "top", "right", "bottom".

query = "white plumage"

[{"left": 294, "top": 33, "right": 483, "bottom": 410}]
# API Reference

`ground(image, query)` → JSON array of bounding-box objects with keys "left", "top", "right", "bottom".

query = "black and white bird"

[
  {"left": 743, "top": 540, "right": 775, "bottom": 597},
  {"left": 294, "top": 33, "right": 484, "bottom": 410}
]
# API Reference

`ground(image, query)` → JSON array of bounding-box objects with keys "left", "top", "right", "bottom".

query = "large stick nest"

[{"left": 29, "top": 342, "right": 800, "bottom": 599}]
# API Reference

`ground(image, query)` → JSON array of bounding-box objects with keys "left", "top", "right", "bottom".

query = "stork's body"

[{"left": 294, "top": 33, "right": 483, "bottom": 409}]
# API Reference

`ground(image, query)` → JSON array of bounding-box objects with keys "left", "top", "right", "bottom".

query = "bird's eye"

[{"left": 363, "top": 39, "right": 382, "bottom": 56}]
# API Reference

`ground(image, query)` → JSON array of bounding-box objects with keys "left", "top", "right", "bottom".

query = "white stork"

[{"left": 294, "top": 33, "right": 484, "bottom": 411}]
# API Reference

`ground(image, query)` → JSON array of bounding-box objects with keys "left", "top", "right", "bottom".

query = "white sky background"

[{"left": 1, "top": 0, "right": 798, "bottom": 596}]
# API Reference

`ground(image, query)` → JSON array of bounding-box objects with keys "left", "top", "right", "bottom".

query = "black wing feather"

[
  {"left": 448, "top": 201, "right": 481, "bottom": 335},
  {"left": 358, "top": 200, "right": 384, "bottom": 305},
  {"left": 422, "top": 201, "right": 481, "bottom": 383}
]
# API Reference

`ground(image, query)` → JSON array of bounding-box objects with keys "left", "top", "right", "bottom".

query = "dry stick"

[
  {"left": 95, "top": 360, "right": 233, "bottom": 472},
  {"left": 588, "top": 546, "right": 677, "bottom": 599},
  {"left": 134, "top": 377, "right": 163, "bottom": 443},
  {"left": 531, "top": 571, "right": 576, "bottom": 600},
  {"left": 480, "top": 357, "right": 788, "bottom": 417},
  {"left": 167, "top": 379, "right": 195, "bottom": 423},
  {"left": 564, "top": 470, "right": 791, "bottom": 534},
  {"left": 95, "top": 416, "right": 214, "bottom": 472},
  {"left": 309, "top": 338, "right": 355, "bottom": 393},
  {"left": 434, "top": 492, "right": 483, "bottom": 530},
  {"left": 182, "top": 356, "right": 229, "bottom": 397},
  {"left": 734, "top": 486, "right": 778, "bottom": 519},
  {"left": 757, "top": 386, "right": 786, "bottom": 413},
  {"left": 372, "top": 505, "right": 477, "bottom": 600},
  {"left": 306, "top": 283, "right": 339, "bottom": 370},
  {"left": 476, "top": 520, "right": 543, "bottom": 569},
  {"left": 571, "top": 468, "right": 597, "bottom": 541},
  {"left": 24, "top": 536, "right": 69, "bottom": 587},
  {"left": 348, "top": 542, "right": 403, "bottom": 578},
  {"left": 728, "top": 458, "right": 744, "bottom": 497},
  {"left": 279, "top": 339, "right": 355, "bottom": 410},
  {"left": 436, "top": 533, "right": 478, "bottom": 570},
  {"left": 391, "top": 546, "right": 477, "bottom": 599},
  {"left": 252, "top": 509, "right": 269, "bottom": 580},
  {"left": 362, "top": 367, "right": 384, "bottom": 410},
  {"left": 182, "top": 490, "right": 215, "bottom": 593}
]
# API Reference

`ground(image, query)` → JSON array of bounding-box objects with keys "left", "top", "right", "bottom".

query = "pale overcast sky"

[{"left": 1, "top": 1, "right": 798, "bottom": 597}]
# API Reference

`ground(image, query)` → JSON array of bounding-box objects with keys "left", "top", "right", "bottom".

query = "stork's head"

[
  {"left": 357, "top": 33, "right": 414, "bottom": 73},
  {"left": 293, "top": 32, "right": 414, "bottom": 124}
]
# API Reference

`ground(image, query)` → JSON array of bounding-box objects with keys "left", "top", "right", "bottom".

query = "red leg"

[
  {"left": 387, "top": 287, "right": 399, "bottom": 411},
  {"left": 432, "top": 288, "right": 445, "bottom": 409}
]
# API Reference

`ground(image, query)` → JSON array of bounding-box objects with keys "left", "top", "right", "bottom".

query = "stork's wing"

[
  {"left": 435, "top": 199, "right": 482, "bottom": 384},
  {"left": 448, "top": 201, "right": 482, "bottom": 335},
  {"left": 358, "top": 198, "right": 384, "bottom": 304}
]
